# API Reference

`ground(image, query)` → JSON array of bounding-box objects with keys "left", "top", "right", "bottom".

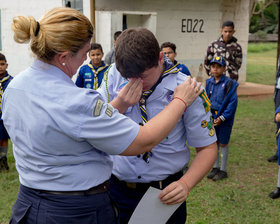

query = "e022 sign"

[{"left": 181, "top": 19, "right": 204, "bottom": 33}]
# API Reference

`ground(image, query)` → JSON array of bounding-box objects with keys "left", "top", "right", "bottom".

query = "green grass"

[
  {"left": 187, "top": 43, "right": 280, "bottom": 223},
  {"left": 247, "top": 42, "right": 277, "bottom": 53},
  {"left": 246, "top": 42, "right": 277, "bottom": 85},
  {"left": 187, "top": 96, "right": 279, "bottom": 224},
  {"left": 0, "top": 141, "right": 18, "bottom": 223}
]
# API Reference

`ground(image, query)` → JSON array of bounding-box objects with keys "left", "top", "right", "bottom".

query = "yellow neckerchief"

[
  {"left": 0, "top": 75, "right": 11, "bottom": 110},
  {"left": 88, "top": 63, "right": 108, "bottom": 90}
]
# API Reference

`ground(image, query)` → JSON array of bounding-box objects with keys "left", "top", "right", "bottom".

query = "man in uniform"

[{"left": 98, "top": 28, "right": 217, "bottom": 224}]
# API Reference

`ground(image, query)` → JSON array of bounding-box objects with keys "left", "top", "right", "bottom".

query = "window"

[{"left": 64, "top": 0, "right": 83, "bottom": 13}]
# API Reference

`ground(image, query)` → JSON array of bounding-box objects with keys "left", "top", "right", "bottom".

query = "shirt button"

[{"left": 138, "top": 176, "right": 141, "bottom": 179}]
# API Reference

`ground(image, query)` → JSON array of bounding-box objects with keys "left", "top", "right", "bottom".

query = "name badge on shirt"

[
  {"left": 93, "top": 99, "right": 104, "bottom": 117},
  {"left": 105, "top": 105, "right": 113, "bottom": 117}
]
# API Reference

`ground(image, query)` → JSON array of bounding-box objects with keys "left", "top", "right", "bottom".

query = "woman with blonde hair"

[{"left": 5, "top": 7, "right": 202, "bottom": 223}]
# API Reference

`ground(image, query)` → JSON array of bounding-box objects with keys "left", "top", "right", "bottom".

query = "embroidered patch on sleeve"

[
  {"left": 93, "top": 99, "right": 104, "bottom": 117},
  {"left": 105, "top": 105, "right": 113, "bottom": 117},
  {"left": 201, "top": 120, "right": 208, "bottom": 128},
  {"left": 209, "top": 128, "right": 215, "bottom": 136},
  {"left": 199, "top": 90, "right": 211, "bottom": 113},
  {"left": 207, "top": 119, "right": 214, "bottom": 130}
]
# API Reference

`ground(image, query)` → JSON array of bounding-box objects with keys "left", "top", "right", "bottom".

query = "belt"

[
  {"left": 111, "top": 171, "right": 184, "bottom": 191},
  {"left": 39, "top": 180, "right": 109, "bottom": 196}
]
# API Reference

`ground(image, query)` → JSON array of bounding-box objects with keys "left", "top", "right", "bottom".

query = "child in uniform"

[
  {"left": 160, "top": 42, "right": 191, "bottom": 76},
  {"left": 206, "top": 56, "right": 238, "bottom": 181},
  {"left": 269, "top": 105, "right": 280, "bottom": 199},
  {"left": 75, "top": 43, "right": 108, "bottom": 90},
  {"left": 0, "top": 53, "right": 13, "bottom": 171}
]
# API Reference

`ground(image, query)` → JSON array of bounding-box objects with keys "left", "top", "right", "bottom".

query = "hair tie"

[{"left": 35, "top": 21, "right": 40, "bottom": 37}]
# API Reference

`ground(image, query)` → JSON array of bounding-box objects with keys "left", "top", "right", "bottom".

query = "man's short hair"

[
  {"left": 90, "top": 43, "right": 103, "bottom": 53},
  {"left": 0, "top": 53, "right": 7, "bottom": 62},
  {"left": 114, "top": 31, "right": 122, "bottom": 41},
  {"left": 115, "top": 28, "right": 160, "bottom": 78},
  {"left": 160, "top": 42, "right": 176, "bottom": 53},
  {"left": 222, "top": 21, "right": 234, "bottom": 29}
]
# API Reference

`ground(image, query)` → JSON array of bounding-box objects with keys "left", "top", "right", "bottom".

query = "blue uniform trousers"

[
  {"left": 10, "top": 184, "right": 118, "bottom": 224},
  {"left": 110, "top": 171, "right": 187, "bottom": 224},
  {"left": 0, "top": 120, "right": 9, "bottom": 139}
]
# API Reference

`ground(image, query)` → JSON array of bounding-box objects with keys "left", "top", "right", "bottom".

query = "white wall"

[{"left": 0, "top": 0, "right": 63, "bottom": 76}]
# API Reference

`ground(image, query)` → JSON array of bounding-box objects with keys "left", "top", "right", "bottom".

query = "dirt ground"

[{"left": 237, "top": 82, "right": 274, "bottom": 99}]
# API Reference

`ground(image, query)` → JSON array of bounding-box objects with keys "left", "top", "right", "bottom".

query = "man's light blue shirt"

[{"left": 98, "top": 63, "right": 217, "bottom": 183}]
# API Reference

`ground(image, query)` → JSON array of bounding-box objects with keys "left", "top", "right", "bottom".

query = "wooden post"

[
  {"left": 277, "top": 0, "right": 280, "bottom": 68},
  {"left": 90, "top": 0, "right": 96, "bottom": 42}
]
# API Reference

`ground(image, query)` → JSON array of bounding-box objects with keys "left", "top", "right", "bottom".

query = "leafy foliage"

[{"left": 250, "top": 1, "right": 278, "bottom": 34}]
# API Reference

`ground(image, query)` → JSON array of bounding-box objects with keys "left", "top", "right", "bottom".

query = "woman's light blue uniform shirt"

[
  {"left": 98, "top": 64, "right": 217, "bottom": 183},
  {"left": 2, "top": 60, "right": 139, "bottom": 191}
]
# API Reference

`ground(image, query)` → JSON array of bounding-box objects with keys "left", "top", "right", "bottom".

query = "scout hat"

[{"left": 210, "top": 56, "right": 226, "bottom": 67}]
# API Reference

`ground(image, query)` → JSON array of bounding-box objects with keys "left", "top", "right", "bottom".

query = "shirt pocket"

[
  {"left": 11, "top": 198, "right": 32, "bottom": 223},
  {"left": 46, "top": 210, "right": 98, "bottom": 224},
  {"left": 149, "top": 107, "right": 173, "bottom": 145}
]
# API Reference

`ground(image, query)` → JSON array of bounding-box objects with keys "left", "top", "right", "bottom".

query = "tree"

[{"left": 250, "top": 0, "right": 279, "bottom": 34}]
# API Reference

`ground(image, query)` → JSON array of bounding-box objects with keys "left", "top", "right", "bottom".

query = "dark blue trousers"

[
  {"left": 10, "top": 184, "right": 118, "bottom": 224},
  {"left": 110, "top": 174, "right": 187, "bottom": 224}
]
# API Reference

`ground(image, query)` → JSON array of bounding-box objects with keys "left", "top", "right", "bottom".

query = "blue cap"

[{"left": 210, "top": 56, "right": 226, "bottom": 67}]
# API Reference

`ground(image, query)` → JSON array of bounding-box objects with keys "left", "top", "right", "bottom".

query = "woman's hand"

[
  {"left": 110, "top": 78, "right": 143, "bottom": 113},
  {"left": 173, "top": 77, "right": 202, "bottom": 108}
]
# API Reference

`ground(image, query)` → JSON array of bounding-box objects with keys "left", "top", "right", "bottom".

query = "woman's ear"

[{"left": 56, "top": 51, "right": 70, "bottom": 66}]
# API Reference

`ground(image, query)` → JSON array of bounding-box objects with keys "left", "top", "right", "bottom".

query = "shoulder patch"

[
  {"left": 201, "top": 120, "right": 207, "bottom": 128},
  {"left": 105, "top": 105, "right": 113, "bottom": 117},
  {"left": 199, "top": 90, "right": 211, "bottom": 113},
  {"left": 93, "top": 99, "right": 104, "bottom": 117}
]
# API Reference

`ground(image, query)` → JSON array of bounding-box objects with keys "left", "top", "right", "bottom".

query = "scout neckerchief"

[
  {"left": 173, "top": 60, "right": 180, "bottom": 68},
  {"left": 88, "top": 63, "right": 108, "bottom": 90},
  {"left": 0, "top": 74, "right": 11, "bottom": 113},
  {"left": 140, "top": 57, "right": 179, "bottom": 163}
]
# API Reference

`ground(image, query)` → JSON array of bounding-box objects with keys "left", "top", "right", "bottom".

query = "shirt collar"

[
  {"left": 211, "top": 74, "right": 226, "bottom": 84},
  {"left": 157, "top": 56, "right": 179, "bottom": 92},
  {"left": 219, "top": 35, "right": 237, "bottom": 44},
  {"left": 31, "top": 59, "right": 74, "bottom": 85},
  {"left": 89, "top": 61, "right": 106, "bottom": 69}
]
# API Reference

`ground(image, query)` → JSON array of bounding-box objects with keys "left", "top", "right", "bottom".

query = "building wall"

[
  {"left": 0, "top": 0, "right": 250, "bottom": 83},
  {"left": 95, "top": 0, "right": 250, "bottom": 83}
]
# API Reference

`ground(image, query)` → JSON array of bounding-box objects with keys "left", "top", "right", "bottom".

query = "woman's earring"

[{"left": 62, "top": 63, "right": 66, "bottom": 66}]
